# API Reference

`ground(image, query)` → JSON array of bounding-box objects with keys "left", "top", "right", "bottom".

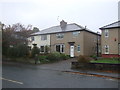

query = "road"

[{"left": 2, "top": 59, "right": 119, "bottom": 88}]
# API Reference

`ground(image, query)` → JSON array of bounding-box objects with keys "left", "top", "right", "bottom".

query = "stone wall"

[{"left": 71, "top": 62, "right": 120, "bottom": 71}]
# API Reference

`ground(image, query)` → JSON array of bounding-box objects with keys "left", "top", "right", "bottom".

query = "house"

[
  {"left": 100, "top": 21, "right": 120, "bottom": 57},
  {"left": 28, "top": 20, "right": 101, "bottom": 57}
]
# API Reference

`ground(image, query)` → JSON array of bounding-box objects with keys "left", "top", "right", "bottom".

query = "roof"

[
  {"left": 31, "top": 23, "right": 100, "bottom": 36},
  {"left": 100, "top": 21, "right": 120, "bottom": 30}
]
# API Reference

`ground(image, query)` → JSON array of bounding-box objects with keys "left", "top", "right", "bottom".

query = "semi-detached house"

[
  {"left": 100, "top": 21, "right": 120, "bottom": 57},
  {"left": 28, "top": 20, "right": 101, "bottom": 57}
]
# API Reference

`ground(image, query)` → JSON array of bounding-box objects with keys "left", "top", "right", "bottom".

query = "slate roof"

[
  {"left": 31, "top": 23, "right": 100, "bottom": 36},
  {"left": 100, "top": 21, "right": 120, "bottom": 30}
]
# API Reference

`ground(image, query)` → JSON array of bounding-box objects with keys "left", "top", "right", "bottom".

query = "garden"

[
  {"left": 3, "top": 44, "right": 70, "bottom": 64},
  {"left": 71, "top": 55, "right": 120, "bottom": 72}
]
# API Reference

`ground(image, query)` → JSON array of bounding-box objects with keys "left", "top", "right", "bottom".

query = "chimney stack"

[{"left": 60, "top": 20, "right": 67, "bottom": 31}]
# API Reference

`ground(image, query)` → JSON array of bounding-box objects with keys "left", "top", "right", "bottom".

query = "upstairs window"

[
  {"left": 104, "top": 30, "right": 109, "bottom": 37},
  {"left": 31, "top": 36, "right": 34, "bottom": 41},
  {"left": 56, "top": 33, "right": 64, "bottom": 39},
  {"left": 73, "top": 31, "right": 80, "bottom": 37},
  {"left": 41, "top": 35, "right": 47, "bottom": 40}
]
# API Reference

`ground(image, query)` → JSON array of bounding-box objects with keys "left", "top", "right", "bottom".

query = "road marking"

[{"left": 0, "top": 77, "right": 23, "bottom": 84}]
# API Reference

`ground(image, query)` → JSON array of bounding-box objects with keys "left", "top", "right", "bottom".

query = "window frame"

[
  {"left": 56, "top": 33, "right": 64, "bottom": 39},
  {"left": 104, "top": 29, "right": 109, "bottom": 37},
  {"left": 55, "top": 44, "right": 65, "bottom": 53},
  {"left": 72, "top": 31, "right": 80, "bottom": 37},
  {"left": 31, "top": 36, "right": 34, "bottom": 41},
  {"left": 41, "top": 35, "right": 47, "bottom": 41},
  {"left": 40, "top": 46, "right": 45, "bottom": 53},
  {"left": 77, "top": 45, "right": 80, "bottom": 52},
  {"left": 105, "top": 45, "right": 109, "bottom": 54}
]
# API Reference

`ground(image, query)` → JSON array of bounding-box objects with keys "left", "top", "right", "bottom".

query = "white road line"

[{"left": 0, "top": 77, "right": 23, "bottom": 84}]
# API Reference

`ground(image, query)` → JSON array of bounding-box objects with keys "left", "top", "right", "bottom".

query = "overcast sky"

[{"left": 0, "top": 0, "right": 119, "bottom": 32}]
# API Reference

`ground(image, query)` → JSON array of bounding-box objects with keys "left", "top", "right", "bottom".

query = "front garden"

[
  {"left": 71, "top": 55, "right": 120, "bottom": 73},
  {"left": 3, "top": 44, "right": 70, "bottom": 64}
]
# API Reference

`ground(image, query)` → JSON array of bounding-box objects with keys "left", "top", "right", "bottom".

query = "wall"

[
  {"left": 83, "top": 31, "right": 101, "bottom": 56},
  {"left": 28, "top": 34, "right": 50, "bottom": 48},
  {"left": 50, "top": 31, "right": 84, "bottom": 56},
  {"left": 101, "top": 28, "right": 119, "bottom": 55}
]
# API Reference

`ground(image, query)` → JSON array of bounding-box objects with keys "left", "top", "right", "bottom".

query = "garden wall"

[{"left": 71, "top": 62, "right": 120, "bottom": 71}]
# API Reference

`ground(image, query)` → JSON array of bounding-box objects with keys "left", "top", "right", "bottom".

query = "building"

[
  {"left": 28, "top": 20, "right": 101, "bottom": 57},
  {"left": 100, "top": 21, "right": 120, "bottom": 57}
]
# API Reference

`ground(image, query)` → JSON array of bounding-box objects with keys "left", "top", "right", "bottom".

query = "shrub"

[
  {"left": 90, "top": 55, "right": 97, "bottom": 60},
  {"left": 60, "top": 53, "right": 70, "bottom": 60},
  {"left": 16, "top": 44, "right": 29, "bottom": 57},
  {"left": 7, "top": 47, "right": 18, "bottom": 58},
  {"left": 77, "top": 55, "right": 90, "bottom": 63},
  {"left": 46, "top": 52, "right": 61, "bottom": 61},
  {"left": 44, "top": 45, "right": 50, "bottom": 54},
  {"left": 31, "top": 46, "right": 40, "bottom": 58},
  {"left": 39, "top": 55, "right": 48, "bottom": 61}
]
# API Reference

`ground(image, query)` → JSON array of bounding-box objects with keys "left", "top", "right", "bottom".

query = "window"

[
  {"left": 41, "top": 35, "right": 47, "bottom": 40},
  {"left": 55, "top": 44, "right": 65, "bottom": 53},
  {"left": 56, "top": 33, "right": 64, "bottom": 39},
  {"left": 119, "top": 44, "right": 120, "bottom": 55},
  {"left": 31, "top": 36, "right": 34, "bottom": 41},
  {"left": 77, "top": 45, "right": 80, "bottom": 52},
  {"left": 105, "top": 45, "right": 109, "bottom": 54},
  {"left": 40, "top": 46, "right": 45, "bottom": 53},
  {"left": 104, "top": 30, "right": 109, "bottom": 37},
  {"left": 73, "top": 31, "right": 80, "bottom": 37}
]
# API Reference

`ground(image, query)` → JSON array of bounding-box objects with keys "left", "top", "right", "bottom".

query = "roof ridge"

[{"left": 100, "top": 20, "right": 120, "bottom": 29}]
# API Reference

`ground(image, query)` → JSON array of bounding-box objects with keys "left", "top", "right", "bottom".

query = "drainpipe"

[
  {"left": 118, "top": 43, "right": 120, "bottom": 60},
  {"left": 97, "top": 31, "right": 99, "bottom": 57}
]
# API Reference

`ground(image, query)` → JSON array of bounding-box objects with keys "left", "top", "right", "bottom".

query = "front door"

[{"left": 70, "top": 45, "right": 74, "bottom": 57}]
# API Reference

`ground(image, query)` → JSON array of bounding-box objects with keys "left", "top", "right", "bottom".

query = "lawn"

[{"left": 90, "top": 58, "right": 120, "bottom": 64}]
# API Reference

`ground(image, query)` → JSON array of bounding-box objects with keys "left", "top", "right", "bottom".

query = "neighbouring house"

[
  {"left": 100, "top": 21, "right": 120, "bottom": 58},
  {"left": 28, "top": 20, "right": 101, "bottom": 57},
  {"left": 27, "top": 31, "right": 50, "bottom": 53}
]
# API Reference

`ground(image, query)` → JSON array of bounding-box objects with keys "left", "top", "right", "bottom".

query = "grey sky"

[{"left": 0, "top": 0, "right": 119, "bottom": 32}]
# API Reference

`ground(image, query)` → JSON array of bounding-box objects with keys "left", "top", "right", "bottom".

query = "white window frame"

[
  {"left": 77, "top": 45, "right": 80, "bottom": 52},
  {"left": 31, "top": 36, "right": 34, "bottom": 41},
  {"left": 41, "top": 35, "right": 47, "bottom": 41},
  {"left": 73, "top": 31, "right": 80, "bottom": 37},
  {"left": 55, "top": 44, "right": 65, "bottom": 53},
  {"left": 105, "top": 45, "right": 109, "bottom": 54},
  {"left": 40, "top": 46, "right": 45, "bottom": 53},
  {"left": 56, "top": 33, "right": 64, "bottom": 39},
  {"left": 104, "top": 30, "right": 109, "bottom": 37}
]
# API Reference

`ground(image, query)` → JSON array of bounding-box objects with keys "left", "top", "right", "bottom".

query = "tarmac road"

[{"left": 2, "top": 59, "right": 119, "bottom": 88}]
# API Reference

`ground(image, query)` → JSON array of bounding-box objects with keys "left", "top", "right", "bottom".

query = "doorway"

[{"left": 70, "top": 45, "right": 74, "bottom": 57}]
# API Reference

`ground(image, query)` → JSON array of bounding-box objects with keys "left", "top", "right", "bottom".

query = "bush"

[
  {"left": 7, "top": 44, "right": 29, "bottom": 58},
  {"left": 31, "top": 46, "right": 40, "bottom": 57},
  {"left": 90, "top": 55, "right": 97, "bottom": 60},
  {"left": 16, "top": 44, "right": 29, "bottom": 57},
  {"left": 38, "top": 55, "right": 49, "bottom": 63},
  {"left": 60, "top": 53, "right": 70, "bottom": 60},
  {"left": 7, "top": 47, "right": 18, "bottom": 58},
  {"left": 46, "top": 52, "right": 61, "bottom": 61},
  {"left": 77, "top": 55, "right": 90, "bottom": 63},
  {"left": 39, "top": 55, "right": 48, "bottom": 61}
]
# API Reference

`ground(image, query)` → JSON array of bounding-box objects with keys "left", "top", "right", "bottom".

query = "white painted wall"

[{"left": 28, "top": 34, "right": 50, "bottom": 48}]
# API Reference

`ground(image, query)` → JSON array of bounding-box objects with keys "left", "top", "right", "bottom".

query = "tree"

[{"left": 33, "top": 27, "right": 39, "bottom": 33}]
